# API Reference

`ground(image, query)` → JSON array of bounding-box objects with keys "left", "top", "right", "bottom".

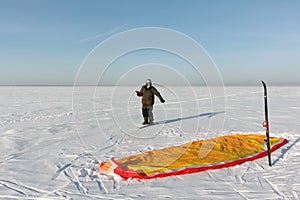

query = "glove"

[
  {"left": 136, "top": 91, "right": 142, "bottom": 97},
  {"left": 161, "top": 99, "right": 165, "bottom": 103}
]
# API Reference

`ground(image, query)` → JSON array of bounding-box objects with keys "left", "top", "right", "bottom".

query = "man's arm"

[
  {"left": 152, "top": 87, "right": 165, "bottom": 103},
  {"left": 136, "top": 87, "right": 143, "bottom": 97}
]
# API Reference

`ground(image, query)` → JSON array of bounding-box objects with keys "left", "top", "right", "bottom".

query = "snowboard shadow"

[
  {"left": 272, "top": 137, "right": 298, "bottom": 166},
  {"left": 156, "top": 111, "right": 225, "bottom": 125}
]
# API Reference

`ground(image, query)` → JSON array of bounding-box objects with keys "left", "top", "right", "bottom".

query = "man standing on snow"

[{"left": 136, "top": 79, "right": 165, "bottom": 125}]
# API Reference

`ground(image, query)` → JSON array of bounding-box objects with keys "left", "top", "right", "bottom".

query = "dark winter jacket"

[{"left": 136, "top": 85, "right": 164, "bottom": 108}]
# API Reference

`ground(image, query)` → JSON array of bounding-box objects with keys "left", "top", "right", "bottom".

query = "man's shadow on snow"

[{"left": 140, "top": 111, "right": 225, "bottom": 128}]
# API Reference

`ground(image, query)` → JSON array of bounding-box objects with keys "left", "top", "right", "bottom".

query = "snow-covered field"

[{"left": 0, "top": 86, "right": 299, "bottom": 200}]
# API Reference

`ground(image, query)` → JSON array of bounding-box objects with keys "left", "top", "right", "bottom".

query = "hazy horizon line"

[{"left": 0, "top": 83, "right": 299, "bottom": 87}]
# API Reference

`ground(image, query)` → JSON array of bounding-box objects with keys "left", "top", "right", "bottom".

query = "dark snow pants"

[{"left": 142, "top": 106, "right": 153, "bottom": 122}]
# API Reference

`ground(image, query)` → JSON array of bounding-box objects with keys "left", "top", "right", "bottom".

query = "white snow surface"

[{"left": 0, "top": 86, "right": 299, "bottom": 200}]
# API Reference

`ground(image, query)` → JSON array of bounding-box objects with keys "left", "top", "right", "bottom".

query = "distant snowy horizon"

[{"left": 1, "top": 83, "right": 300, "bottom": 87}]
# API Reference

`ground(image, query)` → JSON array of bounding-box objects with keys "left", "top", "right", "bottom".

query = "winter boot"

[
  {"left": 143, "top": 117, "right": 149, "bottom": 125},
  {"left": 149, "top": 117, "right": 154, "bottom": 124}
]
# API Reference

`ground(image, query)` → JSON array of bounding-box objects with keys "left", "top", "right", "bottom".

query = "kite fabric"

[{"left": 100, "top": 134, "right": 287, "bottom": 180}]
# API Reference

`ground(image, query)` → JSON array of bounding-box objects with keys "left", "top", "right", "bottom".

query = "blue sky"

[{"left": 0, "top": 0, "right": 299, "bottom": 85}]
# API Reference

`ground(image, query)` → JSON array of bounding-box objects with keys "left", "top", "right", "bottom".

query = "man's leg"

[
  {"left": 148, "top": 106, "right": 154, "bottom": 123},
  {"left": 142, "top": 107, "right": 149, "bottom": 124}
]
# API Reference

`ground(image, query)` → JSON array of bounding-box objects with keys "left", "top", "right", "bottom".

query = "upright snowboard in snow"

[
  {"left": 262, "top": 81, "right": 272, "bottom": 166},
  {"left": 100, "top": 134, "right": 287, "bottom": 180}
]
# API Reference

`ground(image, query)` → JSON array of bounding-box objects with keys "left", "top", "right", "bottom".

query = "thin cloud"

[{"left": 74, "top": 23, "right": 128, "bottom": 44}]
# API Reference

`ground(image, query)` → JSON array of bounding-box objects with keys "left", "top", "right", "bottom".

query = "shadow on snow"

[
  {"left": 139, "top": 111, "right": 225, "bottom": 129},
  {"left": 272, "top": 137, "right": 299, "bottom": 166},
  {"left": 158, "top": 111, "right": 225, "bottom": 125}
]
